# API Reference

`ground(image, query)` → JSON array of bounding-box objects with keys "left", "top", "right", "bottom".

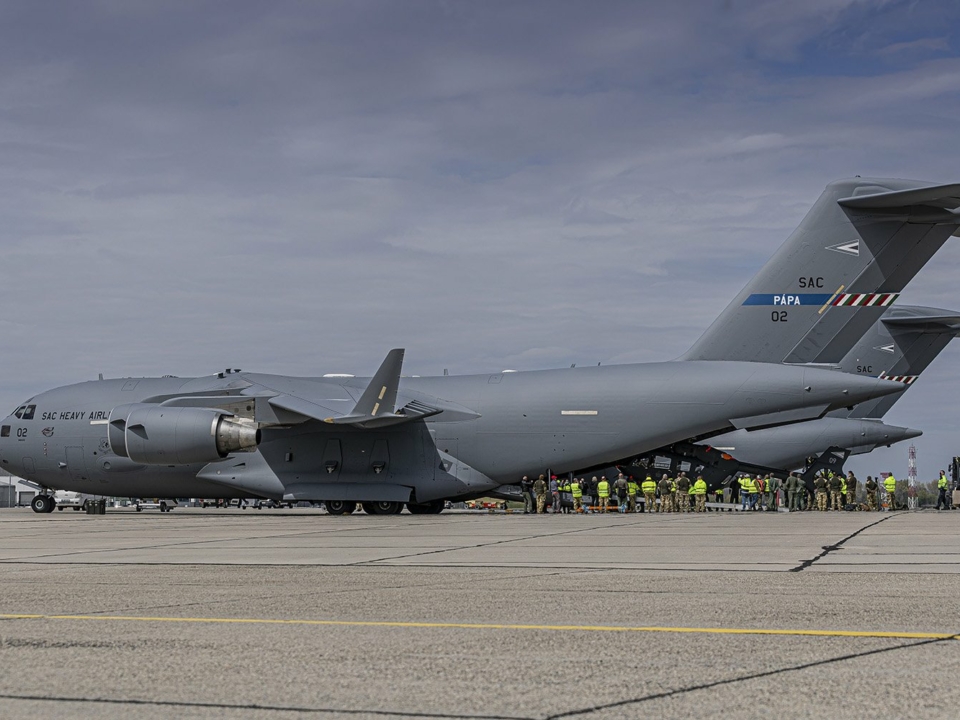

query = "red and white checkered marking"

[
  {"left": 879, "top": 373, "right": 918, "bottom": 385},
  {"left": 832, "top": 292, "right": 899, "bottom": 307}
]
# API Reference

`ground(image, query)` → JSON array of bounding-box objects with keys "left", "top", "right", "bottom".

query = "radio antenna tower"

[{"left": 907, "top": 444, "right": 918, "bottom": 510}]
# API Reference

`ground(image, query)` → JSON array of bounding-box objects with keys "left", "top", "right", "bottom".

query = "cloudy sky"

[{"left": 3, "top": 0, "right": 960, "bottom": 480}]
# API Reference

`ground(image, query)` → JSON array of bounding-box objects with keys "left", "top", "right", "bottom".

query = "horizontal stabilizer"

[
  {"left": 729, "top": 405, "right": 829, "bottom": 432},
  {"left": 838, "top": 183, "right": 960, "bottom": 222},
  {"left": 882, "top": 314, "right": 960, "bottom": 331}
]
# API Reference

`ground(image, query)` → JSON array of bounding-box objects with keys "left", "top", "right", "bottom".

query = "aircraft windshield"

[{"left": 13, "top": 404, "right": 36, "bottom": 420}]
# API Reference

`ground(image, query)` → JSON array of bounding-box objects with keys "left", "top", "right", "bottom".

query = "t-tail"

[
  {"left": 682, "top": 178, "right": 960, "bottom": 364},
  {"left": 832, "top": 305, "right": 960, "bottom": 419}
]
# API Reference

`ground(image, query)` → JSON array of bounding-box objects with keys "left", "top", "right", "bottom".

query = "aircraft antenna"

[{"left": 907, "top": 444, "right": 918, "bottom": 509}]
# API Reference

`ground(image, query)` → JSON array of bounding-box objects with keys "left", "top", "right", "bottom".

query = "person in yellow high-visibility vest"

[
  {"left": 571, "top": 478, "right": 583, "bottom": 513},
  {"left": 641, "top": 476, "right": 656, "bottom": 513},
  {"left": 883, "top": 474, "right": 897, "bottom": 510},
  {"left": 692, "top": 476, "right": 707, "bottom": 513},
  {"left": 597, "top": 477, "right": 610, "bottom": 513},
  {"left": 936, "top": 471, "right": 949, "bottom": 510}
]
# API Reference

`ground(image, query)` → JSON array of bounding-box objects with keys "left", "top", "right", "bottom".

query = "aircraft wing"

[
  {"left": 267, "top": 349, "right": 478, "bottom": 428},
  {"left": 146, "top": 349, "right": 478, "bottom": 429},
  {"left": 267, "top": 392, "right": 444, "bottom": 428}
]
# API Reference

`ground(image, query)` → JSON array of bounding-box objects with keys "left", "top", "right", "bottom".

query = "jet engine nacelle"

[{"left": 107, "top": 404, "right": 260, "bottom": 465}]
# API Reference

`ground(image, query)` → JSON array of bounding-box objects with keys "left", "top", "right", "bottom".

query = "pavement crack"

[
  {"left": 347, "top": 521, "right": 646, "bottom": 566},
  {"left": 543, "top": 632, "right": 960, "bottom": 719},
  {"left": 788, "top": 514, "right": 895, "bottom": 572},
  {"left": 0, "top": 693, "right": 534, "bottom": 719}
]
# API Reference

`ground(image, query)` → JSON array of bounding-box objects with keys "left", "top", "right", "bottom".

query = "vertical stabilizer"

[
  {"left": 683, "top": 179, "right": 960, "bottom": 364},
  {"left": 834, "top": 306, "right": 960, "bottom": 419}
]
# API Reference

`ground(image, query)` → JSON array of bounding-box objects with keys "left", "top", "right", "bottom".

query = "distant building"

[{"left": 0, "top": 475, "right": 40, "bottom": 508}]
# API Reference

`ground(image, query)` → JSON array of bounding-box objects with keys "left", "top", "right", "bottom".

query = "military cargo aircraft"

[
  {"left": 4, "top": 176, "right": 953, "bottom": 514},
  {"left": 1, "top": 355, "right": 897, "bottom": 514}
]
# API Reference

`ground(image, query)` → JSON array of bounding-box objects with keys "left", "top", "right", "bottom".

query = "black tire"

[
  {"left": 136, "top": 506, "right": 142, "bottom": 512},
  {"left": 31, "top": 495, "right": 51, "bottom": 514},
  {"left": 73, "top": 507, "right": 81, "bottom": 511},
  {"left": 408, "top": 500, "right": 445, "bottom": 515},
  {"left": 366, "top": 501, "right": 401, "bottom": 515},
  {"left": 58, "top": 506, "right": 64, "bottom": 511},
  {"left": 361, "top": 502, "right": 377, "bottom": 515},
  {"left": 325, "top": 500, "right": 354, "bottom": 515}
]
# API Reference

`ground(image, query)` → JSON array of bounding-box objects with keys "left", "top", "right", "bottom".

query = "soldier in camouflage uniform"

[
  {"left": 533, "top": 474, "right": 547, "bottom": 514},
  {"left": 676, "top": 472, "right": 691, "bottom": 512},
  {"left": 814, "top": 473, "right": 828, "bottom": 511},
  {"left": 658, "top": 474, "right": 673, "bottom": 513},
  {"left": 864, "top": 476, "right": 879, "bottom": 511},
  {"left": 846, "top": 471, "right": 859, "bottom": 507},
  {"left": 828, "top": 472, "right": 844, "bottom": 511}
]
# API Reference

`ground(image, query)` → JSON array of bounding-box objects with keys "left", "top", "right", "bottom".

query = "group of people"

[
  {"left": 518, "top": 472, "right": 709, "bottom": 514},
  {"left": 517, "top": 467, "right": 921, "bottom": 514}
]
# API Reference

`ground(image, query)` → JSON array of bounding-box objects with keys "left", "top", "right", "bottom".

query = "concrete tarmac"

[{"left": 1, "top": 508, "right": 958, "bottom": 719}]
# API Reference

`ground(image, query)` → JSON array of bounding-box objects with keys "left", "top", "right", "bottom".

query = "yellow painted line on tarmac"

[{"left": 1, "top": 613, "right": 956, "bottom": 641}]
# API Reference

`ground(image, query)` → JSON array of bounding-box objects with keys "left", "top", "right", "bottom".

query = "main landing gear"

[
  {"left": 361, "top": 501, "right": 404, "bottom": 515},
  {"left": 324, "top": 500, "right": 356, "bottom": 515},
  {"left": 406, "top": 500, "right": 445, "bottom": 515},
  {"left": 322, "top": 499, "right": 446, "bottom": 515}
]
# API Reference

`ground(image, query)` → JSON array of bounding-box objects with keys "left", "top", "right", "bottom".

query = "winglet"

[{"left": 318, "top": 348, "right": 406, "bottom": 424}]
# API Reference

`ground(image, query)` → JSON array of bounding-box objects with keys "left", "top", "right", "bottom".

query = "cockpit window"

[{"left": 13, "top": 405, "right": 36, "bottom": 420}]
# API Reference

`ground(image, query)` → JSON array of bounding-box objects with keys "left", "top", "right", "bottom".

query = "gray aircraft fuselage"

[{"left": 0, "top": 361, "right": 898, "bottom": 505}]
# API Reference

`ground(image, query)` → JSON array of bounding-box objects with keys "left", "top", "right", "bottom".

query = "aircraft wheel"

[
  {"left": 408, "top": 500, "right": 445, "bottom": 515},
  {"left": 325, "top": 500, "right": 354, "bottom": 515},
  {"left": 361, "top": 502, "right": 377, "bottom": 515},
  {"left": 31, "top": 495, "right": 53, "bottom": 514},
  {"left": 367, "top": 501, "right": 402, "bottom": 515}
]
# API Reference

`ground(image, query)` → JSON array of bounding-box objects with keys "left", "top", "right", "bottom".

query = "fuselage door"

[{"left": 65, "top": 446, "right": 86, "bottom": 480}]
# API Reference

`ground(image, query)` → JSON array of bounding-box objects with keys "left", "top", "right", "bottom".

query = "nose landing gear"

[{"left": 31, "top": 495, "right": 56, "bottom": 514}]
